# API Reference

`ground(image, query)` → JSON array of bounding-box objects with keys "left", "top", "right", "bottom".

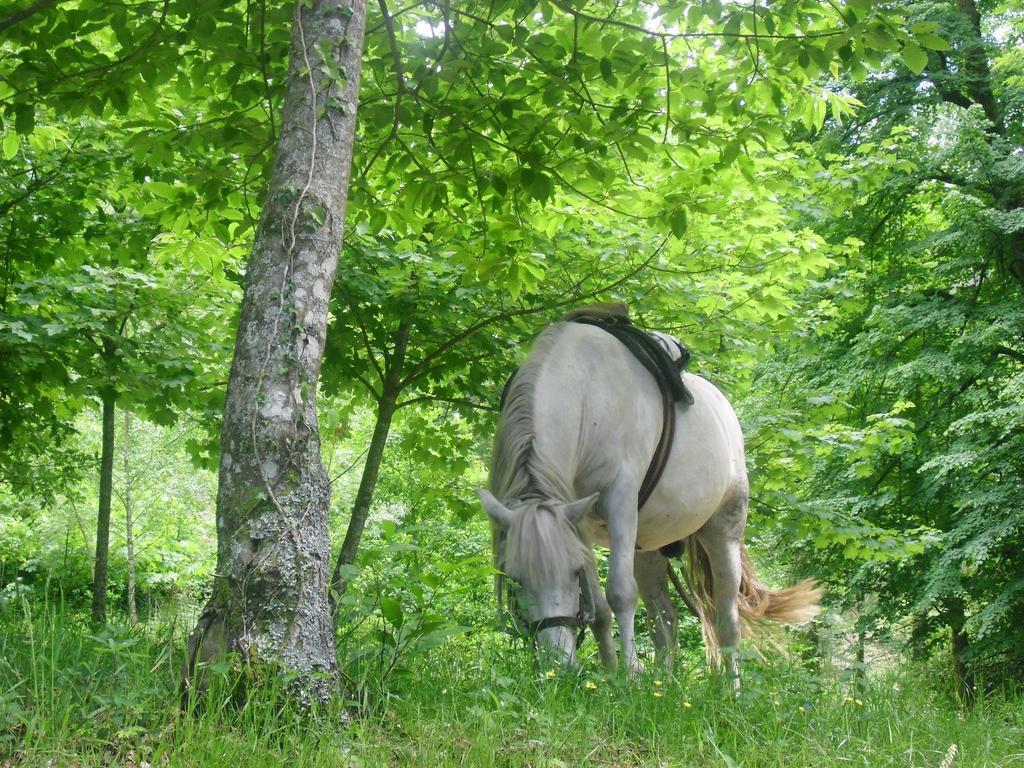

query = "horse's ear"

[
  {"left": 563, "top": 493, "right": 599, "bottom": 523},
  {"left": 475, "top": 488, "right": 515, "bottom": 527}
]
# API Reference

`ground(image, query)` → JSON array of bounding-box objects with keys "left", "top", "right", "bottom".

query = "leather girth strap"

[{"left": 637, "top": 384, "right": 676, "bottom": 509}]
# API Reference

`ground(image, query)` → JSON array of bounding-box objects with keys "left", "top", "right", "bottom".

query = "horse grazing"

[{"left": 477, "top": 307, "right": 820, "bottom": 678}]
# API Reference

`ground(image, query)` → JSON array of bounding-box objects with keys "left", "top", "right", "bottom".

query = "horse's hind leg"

[
  {"left": 695, "top": 495, "right": 747, "bottom": 688},
  {"left": 572, "top": 544, "right": 616, "bottom": 670},
  {"left": 586, "top": 562, "right": 618, "bottom": 670},
  {"left": 635, "top": 550, "right": 678, "bottom": 671}
]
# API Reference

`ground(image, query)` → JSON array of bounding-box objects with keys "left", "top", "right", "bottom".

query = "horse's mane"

[
  {"left": 489, "top": 323, "right": 589, "bottom": 589},
  {"left": 492, "top": 303, "right": 628, "bottom": 502},
  {"left": 489, "top": 324, "right": 575, "bottom": 503}
]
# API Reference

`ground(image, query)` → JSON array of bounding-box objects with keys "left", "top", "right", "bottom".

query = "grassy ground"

[{"left": 1, "top": 604, "right": 1022, "bottom": 767}]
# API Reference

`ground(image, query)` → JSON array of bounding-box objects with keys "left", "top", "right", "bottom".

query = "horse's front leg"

[{"left": 602, "top": 482, "right": 642, "bottom": 676}]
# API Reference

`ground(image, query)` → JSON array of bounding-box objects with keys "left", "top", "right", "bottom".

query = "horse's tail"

[{"left": 684, "top": 538, "right": 822, "bottom": 665}]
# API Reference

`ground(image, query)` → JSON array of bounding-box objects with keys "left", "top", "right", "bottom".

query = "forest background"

[{"left": 0, "top": 0, "right": 1022, "bottom": 765}]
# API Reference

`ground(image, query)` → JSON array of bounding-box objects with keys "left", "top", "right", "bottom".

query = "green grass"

[{"left": 1, "top": 603, "right": 1022, "bottom": 767}]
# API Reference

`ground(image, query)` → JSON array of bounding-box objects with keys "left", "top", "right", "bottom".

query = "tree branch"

[
  {"left": 360, "top": 0, "right": 405, "bottom": 176},
  {"left": 399, "top": 238, "right": 668, "bottom": 389},
  {"left": 344, "top": 298, "right": 386, "bottom": 383},
  {"left": 396, "top": 394, "right": 499, "bottom": 412},
  {"left": 0, "top": 0, "right": 59, "bottom": 34},
  {"left": 546, "top": 0, "right": 848, "bottom": 42},
  {"left": 993, "top": 346, "right": 1024, "bottom": 365}
]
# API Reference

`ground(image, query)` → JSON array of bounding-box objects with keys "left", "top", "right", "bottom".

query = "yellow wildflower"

[
  {"left": 798, "top": 706, "right": 806, "bottom": 713},
  {"left": 683, "top": 702, "right": 692, "bottom": 709},
  {"left": 545, "top": 670, "right": 556, "bottom": 679},
  {"left": 585, "top": 681, "right": 598, "bottom": 690},
  {"left": 654, "top": 680, "right": 663, "bottom": 687},
  {"left": 855, "top": 699, "right": 864, "bottom": 706},
  {"left": 653, "top": 691, "right": 663, "bottom": 698}
]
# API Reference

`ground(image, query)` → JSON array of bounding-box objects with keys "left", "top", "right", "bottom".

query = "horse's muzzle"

[{"left": 536, "top": 625, "right": 579, "bottom": 667}]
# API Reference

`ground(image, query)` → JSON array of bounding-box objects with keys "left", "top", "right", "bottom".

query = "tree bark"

[
  {"left": 91, "top": 386, "right": 116, "bottom": 625},
  {"left": 854, "top": 626, "right": 866, "bottom": 687},
  {"left": 330, "top": 317, "right": 412, "bottom": 601},
  {"left": 954, "top": 0, "right": 1003, "bottom": 134},
  {"left": 185, "top": 0, "right": 368, "bottom": 705},
  {"left": 950, "top": 603, "right": 975, "bottom": 705},
  {"left": 123, "top": 410, "right": 138, "bottom": 627}
]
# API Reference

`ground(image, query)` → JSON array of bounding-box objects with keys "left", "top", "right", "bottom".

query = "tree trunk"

[
  {"left": 947, "top": 0, "right": 1022, "bottom": 286},
  {"left": 91, "top": 387, "right": 116, "bottom": 625},
  {"left": 330, "top": 317, "right": 412, "bottom": 602},
  {"left": 950, "top": 603, "right": 975, "bottom": 705},
  {"left": 954, "top": 0, "right": 1003, "bottom": 134},
  {"left": 90, "top": 391, "right": 116, "bottom": 626},
  {"left": 185, "top": 0, "right": 368, "bottom": 705},
  {"left": 123, "top": 410, "right": 138, "bottom": 627},
  {"left": 854, "top": 626, "right": 866, "bottom": 689}
]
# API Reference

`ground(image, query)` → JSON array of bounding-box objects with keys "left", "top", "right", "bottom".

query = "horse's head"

[{"left": 476, "top": 488, "right": 599, "bottom": 667}]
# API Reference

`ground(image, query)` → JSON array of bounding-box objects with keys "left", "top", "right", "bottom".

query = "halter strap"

[
  {"left": 524, "top": 615, "right": 588, "bottom": 650},
  {"left": 500, "top": 569, "right": 594, "bottom": 650}
]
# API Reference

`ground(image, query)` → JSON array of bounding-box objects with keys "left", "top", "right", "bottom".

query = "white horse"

[{"left": 477, "top": 310, "right": 820, "bottom": 678}]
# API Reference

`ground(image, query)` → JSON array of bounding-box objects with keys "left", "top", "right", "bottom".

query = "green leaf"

[
  {"left": 686, "top": 4, "right": 702, "bottom": 29},
  {"left": 866, "top": 27, "right": 899, "bottom": 53},
  {"left": 811, "top": 96, "right": 827, "bottom": 132},
  {"left": 669, "top": 207, "right": 688, "bottom": 239},
  {"left": 145, "top": 181, "right": 177, "bottom": 199},
  {"left": 915, "top": 33, "right": 950, "bottom": 52},
  {"left": 720, "top": 138, "right": 743, "bottom": 165},
  {"left": 901, "top": 43, "right": 928, "bottom": 75},
  {"left": 529, "top": 171, "right": 553, "bottom": 203},
  {"left": 2, "top": 132, "right": 19, "bottom": 160},
  {"left": 380, "top": 597, "right": 403, "bottom": 627},
  {"left": 14, "top": 103, "right": 34, "bottom": 135}
]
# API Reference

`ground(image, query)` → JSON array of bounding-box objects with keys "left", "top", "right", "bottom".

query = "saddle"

[{"left": 561, "top": 304, "right": 693, "bottom": 407}]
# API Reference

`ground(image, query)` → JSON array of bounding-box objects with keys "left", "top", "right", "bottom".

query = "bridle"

[{"left": 497, "top": 565, "right": 595, "bottom": 650}]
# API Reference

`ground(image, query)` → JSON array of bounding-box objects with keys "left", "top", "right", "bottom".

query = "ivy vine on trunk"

[{"left": 184, "top": 0, "right": 369, "bottom": 705}]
